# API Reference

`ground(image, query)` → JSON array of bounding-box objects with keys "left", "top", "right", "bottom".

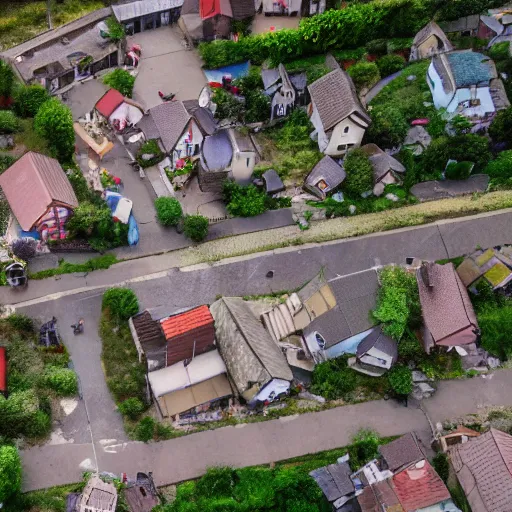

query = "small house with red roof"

[{"left": 94, "top": 88, "right": 144, "bottom": 132}]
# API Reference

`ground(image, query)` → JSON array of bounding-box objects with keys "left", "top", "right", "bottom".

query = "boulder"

[
  {"left": 412, "top": 370, "right": 431, "bottom": 383},
  {"left": 487, "top": 357, "right": 501, "bottom": 369},
  {"left": 0, "top": 134, "right": 14, "bottom": 149},
  {"left": 411, "top": 381, "right": 436, "bottom": 401},
  {"left": 385, "top": 193, "right": 400, "bottom": 202},
  {"left": 349, "top": 205, "right": 357, "bottom": 214}
]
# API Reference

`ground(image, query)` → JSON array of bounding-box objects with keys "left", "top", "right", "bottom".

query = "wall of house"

[
  {"left": 324, "top": 118, "right": 366, "bottom": 156},
  {"left": 359, "top": 346, "right": 393, "bottom": 369},
  {"left": 418, "top": 35, "right": 443, "bottom": 59},
  {"left": 373, "top": 171, "right": 398, "bottom": 196},
  {"left": 309, "top": 103, "right": 330, "bottom": 153},
  {"left": 231, "top": 150, "right": 256, "bottom": 184},
  {"left": 171, "top": 119, "right": 203, "bottom": 167}
]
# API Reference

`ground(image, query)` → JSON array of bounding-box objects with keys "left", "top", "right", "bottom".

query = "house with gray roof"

[
  {"left": 427, "top": 50, "right": 509, "bottom": 118},
  {"left": 304, "top": 156, "right": 346, "bottom": 199},
  {"left": 210, "top": 297, "right": 293, "bottom": 405},
  {"left": 309, "top": 462, "right": 358, "bottom": 511},
  {"left": 308, "top": 66, "right": 371, "bottom": 157},
  {"left": 379, "top": 432, "right": 425, "bottom": 473},
  {"left": 112, "top": 0, "right": 183, "bottom": 34},
  {"left": 410, "top": 21, "right": 454, "bottom": 61}
]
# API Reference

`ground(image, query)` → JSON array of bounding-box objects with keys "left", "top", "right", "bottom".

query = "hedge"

[{"left": 198, "top": 0, "right": 502, "bottom": 69}]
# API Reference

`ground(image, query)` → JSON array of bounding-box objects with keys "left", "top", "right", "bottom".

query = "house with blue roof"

[{"left": 427, "top": 49, "right": 509, "bottom": 118}]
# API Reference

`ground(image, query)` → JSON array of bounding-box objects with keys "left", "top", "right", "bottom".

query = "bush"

[
  {"left": 343, "top": 149, "right": 374, "bottom": 197},
  {"left": 347, "top": 62, "right": 380, "bottom": 92},
  {"left": 476, "top": 300, "right": 512, "bottom": 359},
  {"left": 367, "top": 104, "right": 409, "bottom": 148},
  {"left": 196, "top": 467, "right": 235, "bottom": 499},
  {"left": 388, "top": 365, "right": 413, "bottom": 395},
  {"left": 0, "top": 61, "right": 14, "bottom": 100},
  {"left": 445, "top": 161, "right": 474, "bottom": 180},
  {"left": 136, "top": 139, "right": 165, "bottom": 168},
  {"left": 365, "top": 39, "right": 388, "bottom": 56},
  {"left": 34, "top": 98, "right": 74, "bottom": 162},
  {"left": 105, "top": 16, "right": 125, "bottom": 42},
  {"left": 0, "top": 111, "right": 19, "bottom": 134},
  {"left": 154, "top": 197, "right": 182, "bottom": 226},
  {"left": 103, "top": 69, "right": 135, "bottom": 98},
  {"left": 450, "top": 114, "right": 472, "bottom": 135},
  {"left": 183, "top": 215, "right": 209, "bottom": 242},
  {"left": 0, "top": 390, "right": 40, "bottom": 439},
  {"left": 212, "top": 88, "right": 245, "bottom": 122},
  {"left": 223, "top": 181, "right": 268, "bottom": 217},
  {"left": 10, "top": 238, "right": 37, "bottom": 261},
  {"left": 13, "top": 85, "right": 50, "bottom": 118},
  {"left": 0, "top": 155, "right": 16, "bottom": 175},
  {"left": 484, "top": 150, "right": 512, "bottom": 190},
  {"left": 5, "top": 314, "right": 33, "bottom": 333},
  {"left": 44, "top": 367, "right": 78, "bottom": 396},
  {"left": 347, "top": 430, "right": 380, "bottom": 470},
  {"left": 489, "top": 41, "right": 510, "bottom": 61},
  {"left": 24, "top": 410, "right": 51, "bottom": 439},
  {"left": 433, "top": 452, "right": 449, "bottom": 483},
  {"left": 310, "top": 357, "right": 357, "bottom": 400},
  {"left": 102, "top": 288, "right": 139, "bottom": 321},
  {"left": 118, "top": 397, "right": 145, "bottom": 420},
  {"left": 489, "top": 106, "right": 512, "bottom": 143},
  {"left": 376, "top": 54, "right": 406, "bottom": 77},
  {"left": 0, "top": 445, "right": 22, "bottom": 504},
  {"left": 134, "top": 417, "right": 155, "bottom": 442},
  {"left": 373, "top": 266, "right": 421, "bottom": 340}
]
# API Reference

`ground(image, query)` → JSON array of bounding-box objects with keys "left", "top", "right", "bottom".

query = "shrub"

[
  {"left": 0, "top": 155, "right": 16, "bottom": 175},
  {"left": 102, "top": 288, "right": 139, "bottom": 321},
  {"left": 13, "top": 85, "right": 50, "bottom": 118},
  {"left": 450, "top": 114, "right": 472, "bottom": 135},
  {"left": 343, "top": 149, "right": 374, "bottom": 197},
  {"left": 0, "top": 390, "right": 39, "bottom": 439},
  {"left": 347, "top": 62, "right": 380, "bottom": 92},
  {"left": 0, "top": 445, "right": 22, "bottom": 504},
  {"left": 310, "top": 357, "right": 357, "bottom": 400},
  {"left": 10, "top": 238, "right": 37, "bottom": 261},
  {"left": 476, "top": 299, "right": 512, "bottom": 359},
  {"left": 489, "top": 106, "right": 512, "bottom": 143},
  {"left": 183, "top": 215, "right": 209, "bottom": 242},
  {"left": 118, "top": 397, "right": 145, "bottom": 420},
  {"left": 44, "top": 367, "right": 78, "bottom": 396},
  {"left": 105, "top": 16, "right": 125, "bottom": 42},
  {"left": 103, "top": 69, "right": 135, "bottom": 98},
  {"left": 154, "top": 197, "right": 182, "bottom": 226},
  {"left": 24, "top": 410, "right": 51, "bottom": 439},
  {"left": 366, "top": 39, "right": 388, "bottom": 56},
  {"left": 212, "top": 88, "right": 245, "bottom": 122},
  {"left": 445, "top": 161, "right": 473, "bottom": 180},
  {"left": 367, "top": 104, "right": 409, "bottom": 148},
  {"left": 489, "top": 41, "right": 510, "bottom": 61},
  {"left": 134, "top": 417, "right": 155, "bottom": 442},
  {"left": 373, "top": 266, "right": 421, "bottom": 340},
  {"left": 0, "top": 111, "right": 19, "bottom": 134},
  {"left": 376, "top": 54, "right": 406, "bottom": 77},
  {"left": 196, "top": 467, "right": 235, "bottom": 499},
  {"left": 223, "top": 181, "right": 268, "bottom": 217},
  {"left": 433, "top": 452, "right": 449, "bottom": 483},
  {"left": 484, "top": 150, "right": 512, "bottom": 190},
  {"left": 5, "top": 314, "right": 33, "bottom": 333},
  {"left": 34, "top": 98, "right": 74, "bottom": 162},
  {"left": 387, "top": 365, "right": 413, "bottom": 395},
  {"left": 136, "top": 139, "right": 165, "bottom": 168},
  {"left": 347, "top": 430, "right": 380, "bottom": 470},
  {"left": 0, "top": 61, "right": 15, "bottom": 99}
]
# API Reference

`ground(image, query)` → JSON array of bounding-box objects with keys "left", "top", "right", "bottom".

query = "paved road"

[{"left": 364, "top": 71, "right": 402, "bottom": 104}]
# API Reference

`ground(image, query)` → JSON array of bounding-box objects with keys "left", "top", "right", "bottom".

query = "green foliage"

[
  {"left": 0, "top": 155, "right": 16, "bottom": 175},
  {"left": 196, "top": 467, "right": 235, "bottom": 499},
  {"left": 376, "top": 54, "right": 406, "bottom": 77},
  {"left": 0, "top": 389, "right": 40, "bottom": 439},
  {"left": 0, "top": 60, "right": 15, "bottom": 98},
  {"left": 30, "top": 254, "right": 118, "bottom": 280},
  {"left": 366, "top": 39, "right": 388, "bottom": 56},
  {"left": 310, "top": 357, "right": 357, "bottom": 400},
  {"left": 212, "top": 88, "right": 245, "bottom": 122},
  {"left": 373, "top": 266, "right": 421, "bottom": 340},
  {"left": 34, "top": 98, "right": 74, "bottom": 162},
  {"left": 489, "top": 106, "right": 512, "bottom": 143},
  {"left": 484, "top": 150, "right": 512, "bottom": 190},
  {"left": 433, "top": 452, "right": 449, "bottom": 483},
  {"left": 183, "top": 215, "right": 209, "bottom": 242},
  {"left": 450, "top": 114, "right": 472, "bottom": 136},
  {"left": 105, "top": 16, "right": 125, "bottom": 42},
  {"left": 284, "top": 55, "right": 331, "bottom": 83},
  {"left": 343, "top": 149, "right": 374, "bottom": 196},
  {"left": 43, "top": 367, "right": 78, "bottom": 396},
  {"left": 445, "top": 161, "right": 474, "bottom": 180},
  {"left": 136, "top": 139, "right": 165, "bottom": 168},
  {"left": 134, "top": 417, "right": 156, "bottom": 442},
  {"left": 103, "top": 69, "right": 135, "bottom": 98},
  {"left": 102, "top": 288, "right": 139, "bottom": 321},
  {"left": 347, "top": 430, "right": 380, "bottom": 470},
  {"left": 4, "top": 314, "right": 33, "bottom": 333},
  {"left": 0, "top": 111, "right": 19, "bottom": 134},
  {"left": 118, "top": 397, "right": 145, "bottom": 420},
  {"left": 223, "top": 181, "right": 268, "bottom": 217},
  {"left": 367, "top": 104, "right": 409, "bottom": 148},
  {"left": 387, "top": 365, "right": 413, "bottom": 395},
  {"left": 347, "top": 62, "right": 380, "bottom": 92},
  {"left": 0, "top": 445, "right": 22, "bottom": 504},
  {"left": 154, "top": 197, "right": 183, "bottom": 226},
  {"left": 13, "top": 85, "right": 50, "bottom": 118}
]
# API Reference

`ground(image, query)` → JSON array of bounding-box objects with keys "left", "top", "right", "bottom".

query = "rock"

[
  {"left": 0, "top": 134, "right": 14, "bottom": 149},
  {"left": 332, "top": 191, "right": 344, "bottom": 202},
  {"left": 349, "top": 205, "right": 357, "bottom": 214},
  {"left": 298, "top": 391, "right": 326, "bottom": 403},
  {"left": 407, "top": 75, "right": 416, "bottom": 81},
  {"left": 291, "top": 193, "right": 320, "bottom": 203},
  {"left": 141, "top": 153, "right": 155, "bottom": 161},
  {"left": 385, "top": 193, "right": 400, "bottom": 202},
  {"left": 412, "top": 370, "right": 431, "bottom": 383},
  {"left": 411, "top": 382, "right": 436, "bottom": 401},
  {"left": 298, "top": 218, "right": 309, "bottom": 229},
  {"left": 404, "top": 126, "right": 432, "bottom": 156},
  {"left": 361, "top": 190, "right": 372, "bottom": 198},
  {"left": 487, "top": 357, "right": 501, "bottom": 369}
]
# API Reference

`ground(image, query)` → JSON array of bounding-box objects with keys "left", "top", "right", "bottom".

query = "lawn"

[{"left": 0, "top": 0, "right": 104, "bottom": 52}]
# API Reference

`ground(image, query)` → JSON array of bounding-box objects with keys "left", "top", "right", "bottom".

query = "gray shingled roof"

[
  {"left": 356, "top": 326, "right": 397, "bottom": 362},
  {"left": 183, "top": 100, "right": 218, "bottom": 136},
  {"left": 305, "top": 156, "right": 346, "bottom": 195},
  {"left": 379, "top": 432, "right": 425, "bottom": 472},
  {"left": 262, "top": 68, "right": 281, "bottom": 91},
  {"left": 446, "top": 51, "right": 496, "bottom": 88},
  {"left": 310, "top": 462, "right": 354, "bottom": 502},
  {"left": 480, "top": 15, "right": 505, "bottom": 35},
  {"left": 308, "top": 69, "right": 370, "bottom": 132},
  {"left": 360, "top": 144, "right": 406, "bottom": 182},
  {"left": 262, "top": 169, "right": 285, "bottom": 194},
  {"left": 412, "top": 21, "right": 454, "bottom": 49}
]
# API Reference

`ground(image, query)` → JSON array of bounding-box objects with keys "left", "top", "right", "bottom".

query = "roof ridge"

[{"left": 490, "top": 428, "right": 512, "bottom": 476}]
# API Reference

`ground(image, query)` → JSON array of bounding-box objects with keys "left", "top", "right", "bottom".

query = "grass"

[
  {"left": 13, "top": 118, "right": 49, "bottom": 155},
  {"left": 29, "top": 254, "right": 118, "bottom": 279},
  {"left": 436, "top": 256, "right": 465, "bottom": 267},
  {"left": 284, "top": 55, "right": 331, "bottom": 84},
  {"left": 449, "top": 481, "right": 472, "bottom": 512},
  {"left": 0, "top": 0, "right": 104, "bottom": 52}
]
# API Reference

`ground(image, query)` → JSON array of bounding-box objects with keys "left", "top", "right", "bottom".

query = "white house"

[
  {"left": 308, "top": 67, "right": 371, "bottom": 157},
  {"left": 427, "top": 50, "right": 510, "bottom": 118}
]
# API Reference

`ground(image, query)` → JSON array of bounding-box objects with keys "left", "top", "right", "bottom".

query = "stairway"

[{"left": 261, "top": 293, "right": 305, "bottom": 342}]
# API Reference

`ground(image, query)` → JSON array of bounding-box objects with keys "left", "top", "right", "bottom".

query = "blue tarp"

[
  {"left": 105, "top": 191, "right": 139, "bottom": 247},
  {"left": 203, "top": 61, "right": 250, "bottom": 83}
]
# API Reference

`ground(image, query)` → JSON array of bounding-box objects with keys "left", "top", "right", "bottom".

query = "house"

[
  {"left": 147, "top": 348, "right": 232, "bottom": 417},
  {"left": 304, "top": 156, "right": 346, "bottom": 200},
  {"left": 112, "top": 0, "right": 183, "bottom": 34},
  {"left": 360, "top": 144, "right": 406, "bottom": 197},
  {"left": 348, "top": 326, "right": 398, "bottom": 377},
  {"left": 439, "top": 15, "right": 480, "bottom": 37},
  {"left": 0, "top": 152, "right": 78, "bottom": 241},
  {"left": 378, "top": 433, "right": 426, "bottom": 473},
  {"left": 95, "top": 88, "right": 144, "bottom": 131},
  {"left": 68, "top": 475, "right": 117, "bottom": 512},
  {"left": 479, "top": 15, "right": 506, "bottom": 42},
  {"left": 262, "top": 64, "right": 298, "bottom": 120},
  {"left": 450, "top": 428, "right": 512, "bottom": 512},
  {"left": 261, "top": 0, "right": 302, "bottom": 16},
  {"left": 308, "top": 66, "right": 371, "bottom": 157},
  {"left": 228, "top": 129, "right": 259, "bottom": 183},
  {"left": 123, "top": 472, "right": 160, "bottom": 512},
  {"left": 0, "top": 8, "right": 120, "bottom": 94},
  {"left": 416, "top": 262, "right": 479, "bottom": 353},
  {"left": 0, "top": 347, "right": 6, "bottom": 398},
  {"left": 456, "top": 247, "right": 512, "bottom": 292},
  {"left": 427, "top": 50, "right": 510, "bottom": 118},
  {"left": 438, "top": 425, "right": 480, "bottom": 452},
  {"left": 210, "top": 297, "right": 293, "bottom": 405},
  {"left": 129, "top": 305, "right": 216, "bottom": 371},
  {"left": 410, "top": 21, "right": 454, "bottom": 61},
  {"left": 179, "top": 0, "right": 255, "bottom": 44}
]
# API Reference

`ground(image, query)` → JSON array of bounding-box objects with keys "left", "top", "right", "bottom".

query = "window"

[
  {"left": 337, "top": 144, "right": 347, "bottom": 152},
  {"left": 343, "top": 126, "right": 349, "bottom": 134},
  {"left": 246, "top": 158, "right": 251, "bottom": 167},
  {"left": 315, "top": 332, "right": 326, "bottom": 349},
  {"left": 470, "top": 98, "right": 481, "bottom": 107}
]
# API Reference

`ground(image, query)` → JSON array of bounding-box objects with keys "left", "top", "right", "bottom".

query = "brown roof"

[
  {"left": 412, "top": 21, "right": 454, "bottom": 50},
  {"left": 416, "top": 263, "right": 478, "bottom": 346},
  {"left": 0, "top": 151, "right": 78, "bottom": 231},
  {"left": 379, "top": 433, "right": 425, "bottom": 473},
  {"left": 360, "top": 144, "right": 406, "bottom": 182},
  {"left": 358, "top": 479, "right": 403, "bottom": 512},
  {"left": 308, "top": 68, "right": 371, "bottom": 132},
  {"left": 229, "top": 0, "right": 255, "bottom": 20},
  {"left": 451, "top": 428, "right": 512, "bottom": 512},
  {"left": 443, "top": 424, "right": 481, "bottom": 439}
]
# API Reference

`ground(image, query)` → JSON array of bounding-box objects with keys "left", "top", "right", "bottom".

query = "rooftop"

[
  {"left": 113, "top": 0, "right": 184, "bottom": 22},
  {"left": 95, "top": 88, "right": 125, "bottom": 118},
  {"left": 446, "top": 51, "right": 495, "bottom": 88},
  {"left": 309, "top": 462, "right": 354, "bottom": 503},
  {"left": 160, "top": 305, "right": 213, "bottom": 341},
  {"left": 378, "top": 433, "right": 425, "bottom": 473}
]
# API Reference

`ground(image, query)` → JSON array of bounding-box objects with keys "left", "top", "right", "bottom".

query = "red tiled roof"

[
  {"left": 95, "top": 88, "right": 124, "bottom": 118},
  {"left": 161, "top": 306, "right": 213, "bottom": 340},
  {"left": 392, "top": 460, "right": 450, "bottom": 511},
  {"left": 0, "top": 347, "right": 6, "bottom": 393}
]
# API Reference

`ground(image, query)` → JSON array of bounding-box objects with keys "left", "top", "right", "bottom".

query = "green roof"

[{"left": 446, "top": 52, "right": 494, "bottom": 88}]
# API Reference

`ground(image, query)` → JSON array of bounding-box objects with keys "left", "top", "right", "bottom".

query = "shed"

[
  {"left": 379, "top": 433, "right": 425, "bottom": 473},
  {"left": 310, "top": 462, "right": 355, "bottom": 505},
  {"left": 129, "top": 310, "right": 166, "bottom": 370},
  {"left": 76, "top": 475, "right": 117, "bottom": 512},
  {"left": 304, "top": 156, "right": 346, "bottom": 199},
  {"left": 0, "top": 152, "right": 78, "bottom": 236},
  {"left": 439, "top": 15, "right": 480, "bottom": 36},
  {"left": 210, "top": 297, "right": 293, "bottom": 404},
  {"left": 410, "top": 21, "right": 454, "bottom": 61},
  {"left": 113, "top": 0, "right": 183, "bottom": 32},
  {"left": 0, "top": 347, "right": 6, "bottom": 397},
  {"left": 360, "top": 144, "right": 406, "bottom": 196}
]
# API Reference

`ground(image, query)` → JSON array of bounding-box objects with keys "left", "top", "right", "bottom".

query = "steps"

[{"left": 261, "top": 293, "right": 307, "bottom": 342}]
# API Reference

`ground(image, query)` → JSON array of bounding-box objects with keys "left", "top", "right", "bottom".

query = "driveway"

[{"left": 128, "top": 26, "right": 206, "bottom": 109}]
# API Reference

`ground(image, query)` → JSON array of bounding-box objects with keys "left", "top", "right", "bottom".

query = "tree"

[
  {"left": 13, "top": 85, "right": 50, "bottom": 118},
  {"left": 347, "top": 62, "right": 380, "bottom": 92},
  {"left": 489, "top": 106, "right": 512, "bottom": 143},
  {"left": 34, "top": 98, "right": 74, "bottom": 162},
  {"left": 103, "top": 69, "right": 135, "bottom": 98},
  {"left": 376, "top": 54, "right": 406, "bottom": 77},
  {"left": 0, "top": 445, "right": 22, "bottom": 504},
  {"left": 183, "top": 215, "right": 209, "bottom": 242},
  {"left": 388, "top": 365, "right": 413, "bottom": 396},
  {"left": 154, "top": 197, "right": 182, "bottom": 226},
  {"left": 0, "top": 61, "right": 15, "bottom": 100},
  {"left": 343, "top": 149, "right": 374, "bottom": 197},
  {"left": 102, "top": 288, "right": 139, "bottom": 321},
  {"left": 367, "top": 104, "right": 409, "bottom": 148}
]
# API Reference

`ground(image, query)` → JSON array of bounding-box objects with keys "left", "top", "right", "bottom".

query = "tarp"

[
  {"left": 200, "top": 0, "right": 232, "bottom": 19},
  {"left": 203, "top": 61, "right": 250, "bottom": 83}
]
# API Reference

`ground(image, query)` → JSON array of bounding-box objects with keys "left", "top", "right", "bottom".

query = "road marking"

[{"left": 79, "top": 458, "right": 97, "bottom": 471}]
